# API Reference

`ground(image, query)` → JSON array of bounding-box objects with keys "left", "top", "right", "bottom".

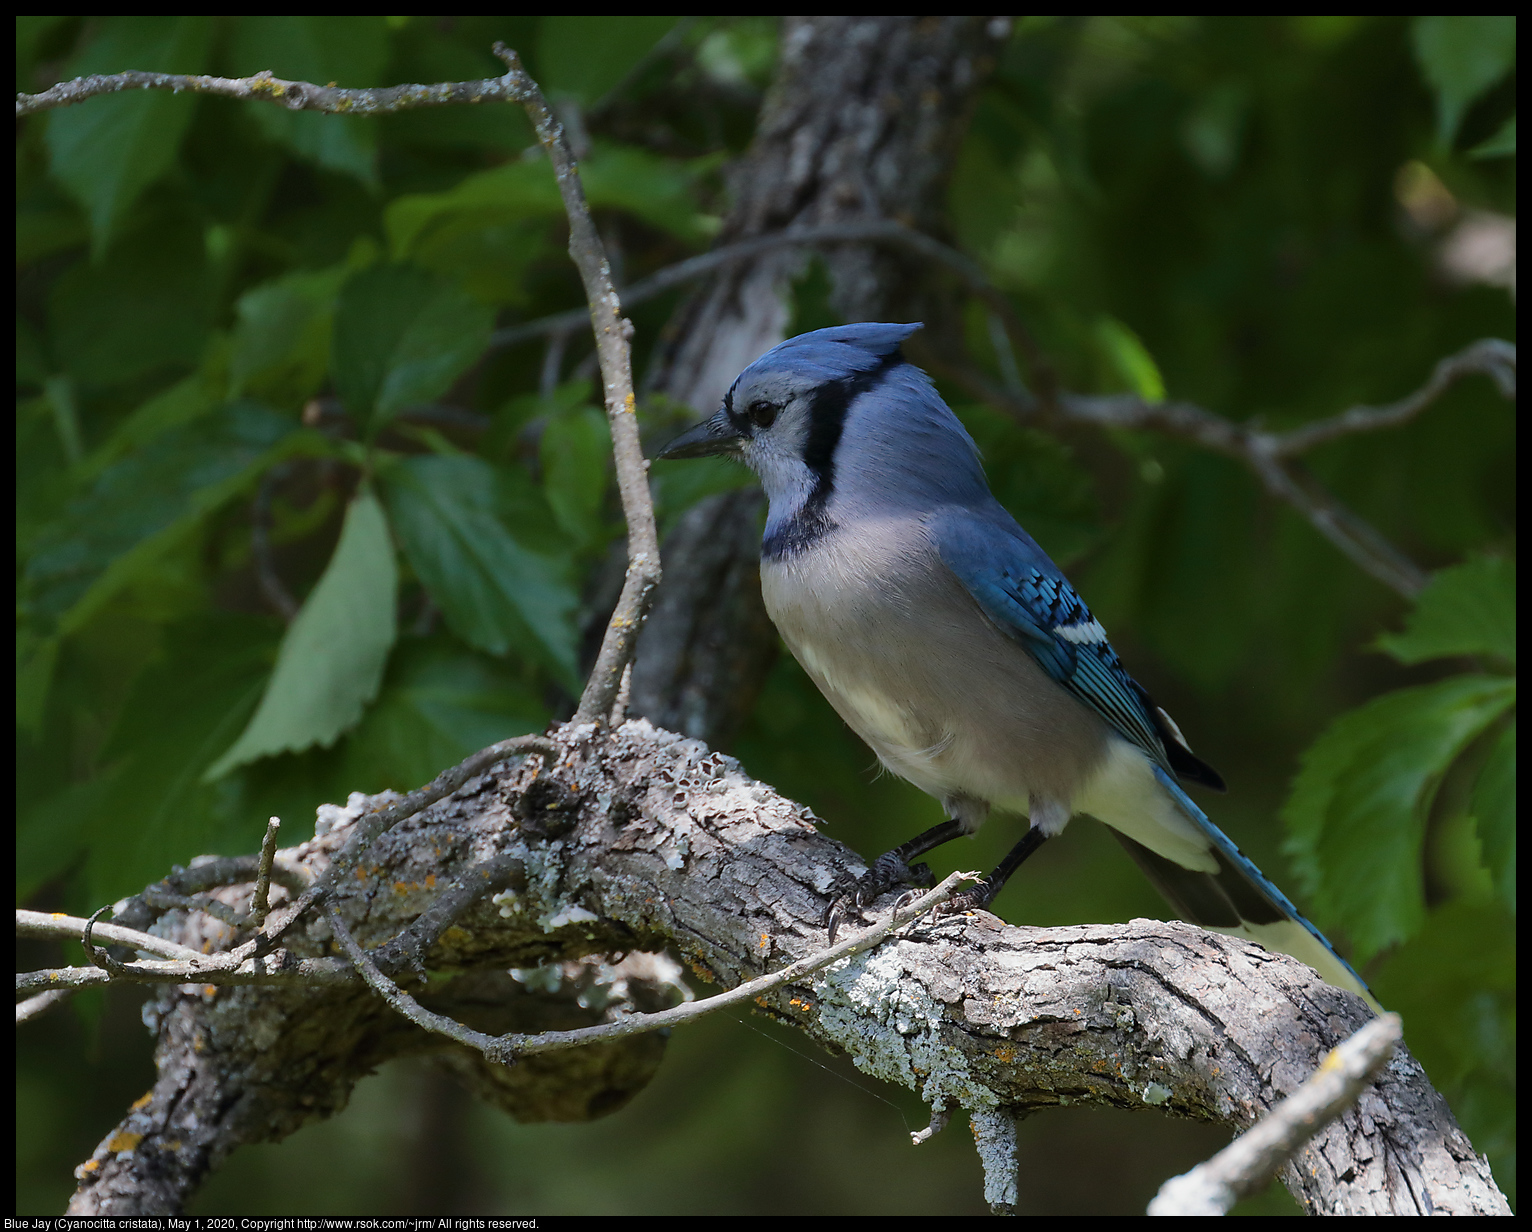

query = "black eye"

[{"left": 747, "top": 400, "right": 778, "bottom": 429}]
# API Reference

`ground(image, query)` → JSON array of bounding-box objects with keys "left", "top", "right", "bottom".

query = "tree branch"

[
  {"left": 486, "top": 44, "right": 662, "bottom": 726},
  {"left": 17, "top": 65, "right": 532, "bottom": 118},
  {"left": 59, "top": 719, "right": 1509, "bottom": 1215},
  {"left": 1149, "top": 1013, "right": 1403, "bottom": 1215},
  {"left": 1271, "top": 338, "right": 1516, "bottom": 456}
]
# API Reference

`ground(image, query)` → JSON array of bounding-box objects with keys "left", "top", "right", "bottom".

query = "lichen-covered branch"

[
  {"left": 63, "top": 719, "right": 1508, "bottom": 1216},
  {"left": 17, "top": 64, "right": 530, "bottom": 118}
]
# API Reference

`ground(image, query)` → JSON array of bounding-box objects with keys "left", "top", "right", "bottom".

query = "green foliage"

[
  {"left": 1374, "top": 556, "right": 1515, "bottom": 665},
  {"left": 45, "top": 17, "right": 212, "bottom": 256},
  {"left": 206, "top": 489, "right": 398, "bottom": 778},
  {"left": 331, "top": 264, "right": 495, "bottom": 436},
  {"left": 1411, "top": 16, "right": 1517, "bottom": 148},
  {"left": 227, "top": 17, "right": 389, "bottom": 186},
  {"left": 537, "top": 16, "right": 680, "bottom": 109},
  {"left": 1281, "top": 674, "right": 1514, "bottom": 957},
  {"left": 1284, "top": 558, "right": 1516, "bottom": 952},
  {"left": 21, "top": 402, "right": 314, "bottom": 635},
  {"left": 380, "top": 455, "right": 580, "bottom": 686}
]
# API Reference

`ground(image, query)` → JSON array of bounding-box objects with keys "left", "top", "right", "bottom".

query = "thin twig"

[
  {"left": 17, "top": 65, "right": 533, "bottom": 118},
  {"left": 249, "top": 817, "right": 282, "bottom": 928},
  {"left": 488, "top": 44, "right": 663, "bottom": 725},
  {"left": 16, "top": 955, "right": 358, "bottom": 994},
  {"left": 1149, "top": 1013, "right": 1403, "bottom": 1215},
  {"left": 17, "top": 988, "right": 75, "bottom": 1025},
  {"left": 1272, "top": 339, "right": 1515, "bottom": 456},
  {"left": 250, "top": 469, "right": 298, "bottom": 622},
  {"left": 326, "top": 869, "right": 978, "bottom": 1064},
  {"left": 81, "top": 906, "right": 129, "bottom": 977},
  {"left": 489, "top": 219, "right": 1033, "bottom": 352},
  {"left": 140, "top": 888, "right": 246, "bottom": 929},
  {"left": 17, "top": 909, "right": 209, "bottom": 962}
]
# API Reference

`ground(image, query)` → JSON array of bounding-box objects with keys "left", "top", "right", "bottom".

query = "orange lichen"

[{"left": 106, "top": 1129, "right": 144, "bottom": 1153}]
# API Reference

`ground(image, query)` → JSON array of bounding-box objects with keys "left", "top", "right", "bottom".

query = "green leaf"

[
  {"left": 77, "top": 353, "right": 228, "bottom": 482},
  {"left": 1411, "top": 16, "right": 1517, "bottom": 147},
  {"left": 16, "top": 765, "right": 125, "bottom": 902},
  {"left": 1376, "top": 556, "right": 1515, "bottom": 666},
  {"left": 537, "top": 16, "right": 679, "bottom": 109},
  {"left": 1469, "top": 113, "right": 1516, "bottom": 160},
  {"left": 386, "top": 161, "right": 562, "bottom": 259},
  {"left": 47, "top": 219, "right": 214, "bottom": 388},
  {"left": 227, "top": 16, "right": 389, "bottom": 185},
  {"left": 231, "top": 265, "right": 349, "bottom": 402},
  {"left": 22, "top": 402, "right": 315, "bottom": 635},
  {"left": 380, "top": 455, "right": 579, "bottom": 686},
  {"left": 334, "top": 636, "right": 550, "bottom": 794},
  {"left": 16, "top": 634, "right": 60, "bottom": 735},
  {"left": 45, "top": 17, "right": 213, "bottom": 257},
  {"left": 1472, "top": 719, "right": 1516, "bottom": 912},
  {"left": 580, "top": 141, "right": 722, "bottom": 246},
  {"left": 56, "top": 614, "right": 280, "bottom": 906},
  {"left": 1282, "top": 675, "right": 1517, "bottom": 959},
  {"left": 330, "top": 264, "right": 494, "bottom": 435},
  {"left": 541, "top": 404, "right": 612, "bottom": 546},
  {"left": 1094, "top": 314, "right": 1166, "bottom": 403},
  {"left": 204, "top": 489, "right": 399, "bottom": 779}
]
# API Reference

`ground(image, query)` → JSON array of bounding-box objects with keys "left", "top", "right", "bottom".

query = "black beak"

[{"left": 655, "top": 408, "right": 745, "bottom": 460}]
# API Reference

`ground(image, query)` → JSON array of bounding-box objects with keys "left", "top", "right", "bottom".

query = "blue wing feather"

[{"left": 934, "top": 510, "right": 1169, "bottom": 769}]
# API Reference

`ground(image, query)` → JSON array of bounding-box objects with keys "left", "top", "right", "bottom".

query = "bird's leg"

[
  {"left": 940, "top": 826, "right": 1049, "bottom": 916},
  {"left": 824, "top": 818, "right": 966, "bottom": 942}
]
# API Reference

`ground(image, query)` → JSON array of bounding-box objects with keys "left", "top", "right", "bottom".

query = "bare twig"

[
  {"left": 248, "top": 817, "right": 282, "bottom": 928},
  {"left": 326, "top": 868, "right": 978, "bottom": 1064},
  {"left": 1149, "top": 1013, "right": 1404, "bottom": 1215},
  {"left": 940, "top": 362, "right": 1440, "bottom": 599},
  {"left": 1272, "top": 339, "right": 1515, "bottom": 456},
  {"left": 250, "top": 470, "right": 298, "bottom": 622},
  {"left": 487, "top": 44, "right": 662, "bottom": 724},
  {"left": 17, "top": 988, "right": 74, "bottom": 1025},
  {"left": 17, "top": 65, "right": 532, "bottom": 118},
  {"left": 18, "top": 909, "right": 208, "bottom": 963},
  {"left": 17, "top": 954, "right": 358, "bottom": 994},
  {"left": 488, "top": 219, "right": 1042, "bottom": 357}
]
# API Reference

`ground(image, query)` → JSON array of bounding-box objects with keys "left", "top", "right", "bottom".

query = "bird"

[{"left": 657, "top": 321, "right": 1376, "bottom": 1010}]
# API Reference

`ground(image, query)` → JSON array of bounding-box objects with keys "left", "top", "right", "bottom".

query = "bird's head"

[{"left": 656, "top": 322, "right": 929, "bottom": 511}]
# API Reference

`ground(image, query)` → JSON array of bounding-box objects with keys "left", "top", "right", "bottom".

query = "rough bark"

[
  {"left": 67, "top": 720, "right": 1510, "bottom": 1215},
  {"left": 628, "top": 16, "right": 1006, "bottom": 740}
]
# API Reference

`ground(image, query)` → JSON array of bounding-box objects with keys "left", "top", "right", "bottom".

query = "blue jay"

[{"left": 658, "top": 322, "right": 1375, "bottom": 1009}]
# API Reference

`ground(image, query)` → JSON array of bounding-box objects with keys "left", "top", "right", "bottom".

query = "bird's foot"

[
  {"left": 931, "top": 877, "right": 999, "bottom": 920},
  {"left": 824, "top": 850, "right": 936, "bottom": 943}
]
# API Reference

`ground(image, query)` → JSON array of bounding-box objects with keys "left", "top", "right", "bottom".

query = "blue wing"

[
  {"left": 933, "top": 506, "right": 1376, "bottom": 1006},
  {"left": 933, "top": 508, "right": 1176, "bottom": 773}
]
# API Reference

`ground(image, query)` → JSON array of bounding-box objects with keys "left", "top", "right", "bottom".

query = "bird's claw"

[
  {"left": 930, "top": 878, "right": 997, "bottom": 920},
  {"left": 824, "top": 850, "right": 936, "bottom": 942}
]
